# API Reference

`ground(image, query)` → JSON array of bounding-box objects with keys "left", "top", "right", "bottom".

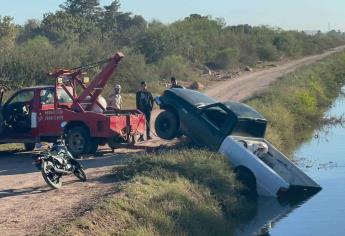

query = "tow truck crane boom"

[{"left": 49, "top": 52, "right": 124, "bottom": 112}]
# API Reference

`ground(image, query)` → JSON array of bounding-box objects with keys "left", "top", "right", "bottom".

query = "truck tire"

[
  {"left": 66, "top": 126, "right": 90, "bottom": 156},
  {"left": 108, "top": 136, "right": 122, "bottom": 150},
  {"left": 87, "top": 138, "right": 98, "bottom": 155},
  {"left": 235, "top": 166, "right": 258, "bottom": 198},
  {"left": 24, "top": 143, "right": 35, "bottom": 151},
  {"left": 155, "top": 110, "right": 179, "bottom": 140}
]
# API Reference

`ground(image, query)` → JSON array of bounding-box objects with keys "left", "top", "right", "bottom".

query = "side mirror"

[{"left": 60, "top": 121, "right": 67, "bottom": 129}]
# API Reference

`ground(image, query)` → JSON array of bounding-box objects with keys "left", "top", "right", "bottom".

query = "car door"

[
  {"left": 186, "top": 104, "right": 229, "bottom": 150},
  {"left": 38, "top": 88, "right": 62, "bottom": 136},
  {"left": 2, "top": 89, "right": 35, "bottom": 136}
]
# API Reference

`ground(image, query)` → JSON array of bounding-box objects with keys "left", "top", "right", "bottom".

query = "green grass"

[
  {"left": 121, "top": 93, "right": 137, "bottom": 110},
  {"left": 47, "top": 149, "right": 250, "bottom": 236},
  {"left": 247, "top": 51, "right": 345, "bottom": 153}
]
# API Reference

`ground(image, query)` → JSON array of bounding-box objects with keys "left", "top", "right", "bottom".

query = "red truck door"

[
  {"left": 37, "top": 88, "right": 63, "bottom": 137},
  {"left": 1, "top": 88, "right": 38, "bottom": 140}
]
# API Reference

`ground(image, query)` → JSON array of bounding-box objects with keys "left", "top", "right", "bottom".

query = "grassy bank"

[
  {"left": 247, "top": 51, "right": 345, "bottom": 153},
  {"left": 47, "top": 149, "right": 251, "bottom": 235},
  {"left": 45, "top": 52, "right": 345, "bottom": 235}
]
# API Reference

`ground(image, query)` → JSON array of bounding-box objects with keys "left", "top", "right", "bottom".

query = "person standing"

[
  {"left": 136, "top": 81, "right": 154, "bottom": 140},
  {"left": 170, "top": 77, "right": 184, "bottom": 89},
  {"left": 108, "top": 84, "right": 122, "bottom": 110}
]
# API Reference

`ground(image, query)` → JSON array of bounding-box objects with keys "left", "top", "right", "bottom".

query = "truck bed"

[{"left": 232, "top": 136, "right": 322, "bottom": 195}]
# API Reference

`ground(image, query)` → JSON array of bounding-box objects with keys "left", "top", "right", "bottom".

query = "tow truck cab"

[{"left": 0, "top": 52, "right": 146, "bottom": 155}]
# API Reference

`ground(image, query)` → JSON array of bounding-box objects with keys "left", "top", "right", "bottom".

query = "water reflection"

[
  {"left": 235, "top": 196, "right": 316, "bottom": 236},
  {"left": 236, "top": 89, "right": 345, "bottom": 236}
]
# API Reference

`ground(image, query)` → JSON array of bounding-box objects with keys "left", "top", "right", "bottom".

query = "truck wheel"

[
  {"left": 66, "top": 126, "right": 90, "bottom": 156},
  {"left": 24, "top": 143, "right": 35, "bottom": 151},
  {"left": 235, "top": 166, "right": 258, "bottom": 198},
  {"left": 87, "top": 139, "right": 98, "bottom": 155},
  {"left": 155, "top": 110, "right": 179, "bottom": 140},
  {"left": 108, "top": 136, "right": 121, "bottom": 150}
]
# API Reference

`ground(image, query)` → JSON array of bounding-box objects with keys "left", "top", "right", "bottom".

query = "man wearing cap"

[
  {"left": 108, "top": 84, "right": 122, "bottom": 110},
  {"left": 136, "top": 81, "right": 154, "bottom": 140}
]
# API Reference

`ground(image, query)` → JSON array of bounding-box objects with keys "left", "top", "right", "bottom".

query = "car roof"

[
  {"left": 223, "top": 101, "right": 266, "bottom": 120},
  {"left": 166, "top": 88, "right": 266, "bottom": 120},
  {"left": 167, "top": 88, "right": 217, "bottom": 106}
]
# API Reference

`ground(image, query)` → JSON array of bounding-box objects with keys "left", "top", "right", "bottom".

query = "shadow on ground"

[{"left": 0, "top": 149, "right": 130, "bottom": 176}]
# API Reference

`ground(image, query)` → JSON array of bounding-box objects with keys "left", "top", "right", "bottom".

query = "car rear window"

[
  {"left": 223, "top": 101, "right": 265, "bottom": 120},
  {"left": 232, "top": 119, "right": 267, "bottom": 138}
]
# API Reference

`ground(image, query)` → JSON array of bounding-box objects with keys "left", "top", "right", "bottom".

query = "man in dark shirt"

[
  {"left": 136, "top": 81, "right": 154, "bottom": 140},
  {"left": 170, "top": 77, "right": 184, "bottom": 89}
]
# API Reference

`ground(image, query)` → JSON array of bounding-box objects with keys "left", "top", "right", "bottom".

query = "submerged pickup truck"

[{"left": 155, "top": 88, "right": 322, "bottom": 199}]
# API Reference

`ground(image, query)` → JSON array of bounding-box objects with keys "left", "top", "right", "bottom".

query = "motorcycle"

[{"left": 33, "top": 122, "right": 87, "bottom": 189}]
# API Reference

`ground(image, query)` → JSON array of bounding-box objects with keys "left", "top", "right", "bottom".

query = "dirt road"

[
  {"left": 0, "top": 46, "right": 344, "bottom": 235},
  {"left": 206, "top": 46, "right": 345, "bottom": 102},
  {"left": 0, "top": 150, "right": 128, "bottom": 235}
]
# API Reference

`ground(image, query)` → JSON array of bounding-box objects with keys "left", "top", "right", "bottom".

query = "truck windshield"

[
  {"left": 40, "top": 89, "right": 54, "bottom": 105},
  {"left": 57, "top": 88, "right": 73, "bottom": 103}
]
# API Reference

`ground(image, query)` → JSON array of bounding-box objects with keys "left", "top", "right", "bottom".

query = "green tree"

[
  {"left": 112, "top": 52, "right": 157, "bottom": 92},
  {"left": 117, "top": 14, "right": 146, "bottom": 45},
  {"left": 100, "top": 0, "right": 121, "bottom": 40},
  {"left": 41, "top": 11, "right": 100, "bottom": 43},
  {"left": 17, "top": 19, "right": 41, "bottom": 43},
  {"left": 257, "top": 43, "right": 280, "bottom": 61},
  {"left": 60, "top": 0, "right": 101, "bottom": 17},
  {"left": 157, "top": 55, "right": 192, "bottom": 80},
  {"left": 273, "top": 32, "right": 303, "bottom": 57},
  {"left": 209, "top": 48, "right": 239, "bottom": 69},
  {"left": 137, "top": 22, "right": 172, "bottom": 62},
  {"left": 0, "top": 16, "right": 18, "bottom": 50}
]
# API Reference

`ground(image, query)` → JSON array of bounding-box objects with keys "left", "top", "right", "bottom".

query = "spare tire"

[{"left": 155, "top": 110, "right": 179, "bottom": 140}]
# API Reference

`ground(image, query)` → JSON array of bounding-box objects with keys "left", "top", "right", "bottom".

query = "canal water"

[{"left": 237, "top": 93, "right": 345, "bottom": 236}]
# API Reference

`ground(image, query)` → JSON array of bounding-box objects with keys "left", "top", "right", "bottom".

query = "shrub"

[
  {"left": 257, "top": 43, "right": 281, "bottom": 61},
  {"left": 157, "top": 55, "right": 193, "bottom": 80},
  {"left": 208, "top": 48, "right": 239, "bottom": 70}
]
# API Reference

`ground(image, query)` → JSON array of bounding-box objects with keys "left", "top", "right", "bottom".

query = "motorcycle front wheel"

[
  {"left": 73, "top": 166, "right": 87, "bottom": 182},
  {"left": 41, "top": 161, "right": 62, "bottom": 189}
]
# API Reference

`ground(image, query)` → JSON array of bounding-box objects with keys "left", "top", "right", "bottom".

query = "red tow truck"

[{"left": 0, "top": 52, "right": 146, "bottom": 155}]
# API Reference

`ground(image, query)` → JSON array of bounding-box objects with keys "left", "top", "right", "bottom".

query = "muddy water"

[{"left": 236, "top": 95, "right": 345, "bottom": 236}]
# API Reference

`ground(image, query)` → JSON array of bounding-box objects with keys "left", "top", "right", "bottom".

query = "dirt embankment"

[{"left": 0, "top": 46, "right": 344, "bottom": 235}]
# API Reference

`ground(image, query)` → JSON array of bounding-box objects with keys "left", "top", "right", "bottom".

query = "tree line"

[{"left": 1, "top": 0, "right": 345, "bottom": 93}]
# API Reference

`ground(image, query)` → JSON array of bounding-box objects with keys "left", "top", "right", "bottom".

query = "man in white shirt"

[{"left": 108, "top": 84, "right": 122, "bottom": 110}]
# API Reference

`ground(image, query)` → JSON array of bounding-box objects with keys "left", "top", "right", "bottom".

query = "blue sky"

[{"left": 0, "top": 0, "right": 344, "bottom": 31}]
